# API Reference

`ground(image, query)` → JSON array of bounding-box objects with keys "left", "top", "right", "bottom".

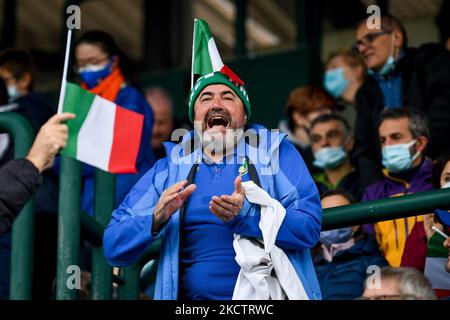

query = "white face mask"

[
  {"left": 442, "top": 181, "right": 450, "bottom": 189},
  {"left": 7, "top": 84, "right": 21, "bottom": 102}
]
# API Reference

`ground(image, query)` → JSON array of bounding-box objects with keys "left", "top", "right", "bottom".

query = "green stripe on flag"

[
  {"left": 60, "top": 82, "right": 96, "bottom": 158},
  {"left": 427, "top": 232, "right": 449, "bottom": 258},
  {"left": 192, "top": 19, "right": 213, "bottom": 76}
]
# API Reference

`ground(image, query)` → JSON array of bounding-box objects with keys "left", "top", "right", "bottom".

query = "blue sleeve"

[
  {"left": 225, "top": 139, "right": 322, "bottom": 250},
  {"left": 103, "top": 158, "right": 168, "bottom": 266}
]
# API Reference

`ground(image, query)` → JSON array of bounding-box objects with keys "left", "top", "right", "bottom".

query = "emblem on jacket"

[{"left": 239, "top": 159, "right": 248, "bottom": 176}]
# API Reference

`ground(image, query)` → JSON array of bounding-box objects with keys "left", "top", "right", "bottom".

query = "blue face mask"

[
  {"left": 78, "top": 59, "right": 113, "bottom": 89},
  {"left": 313, "top": 146, "right": 347, "bottom": 169},
  {"left": 320, "top": 227, "right": 353, "bottom": 246},
  {"left": 323, "top": 67, "right": 349, "bottom": 98},
  {"left": 382, "top": 139, "right": 420, "bottom": 173},
  {"left": 377, "top": 55, "right": 395, "bottom": 76}
]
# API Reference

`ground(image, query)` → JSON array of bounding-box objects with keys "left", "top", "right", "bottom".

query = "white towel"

[{"left": 232, "top": 180, "right": 309, "bottom": 300}]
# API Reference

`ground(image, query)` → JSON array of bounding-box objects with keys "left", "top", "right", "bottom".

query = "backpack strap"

[{"left": 177, "top": 162, "right": 198, "bottom": 299}]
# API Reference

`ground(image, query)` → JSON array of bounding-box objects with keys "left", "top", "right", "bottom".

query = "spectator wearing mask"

[
  {"left": 310, "top": 114, "right": 362, "bottom": 201},
  {"left": 352, "top": 14, "right": 450, "bottom": 187},
  {"left": 362, "top": 108, "right": 433, "bottom": 267},
  {"left": 280, "top": 86, "right": 337, "bottom": 173},
  {"left": 73, "top": 31, "right": 155, "bottom": 215},
  {"left": 323, "top": 50, "right": 366, "bottom": 129},
  {"left": 360, "top": 266, "right": 436, "bottom": 300},
  {"left": 145, "top": 87, "right": 178, "bottom": 160},
  {"left": 0, "top": 49, "right": 54, "bottom": 135},
  {"left": 313, "top": 190, "right": 387, "bottom": 300}
]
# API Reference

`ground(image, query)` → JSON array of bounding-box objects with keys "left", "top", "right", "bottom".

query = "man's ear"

[
  {"left": 345, "top": 135, "right": 354, "bottom": 152},
  {"left": 416, "top": 136, "right": 428, "bottom": 154},
  {"left": 18, "top": 72, "right": 32, "bottom": 94},
  {"left": 392, "top": 29, "right": 404, "bottom": 49}
]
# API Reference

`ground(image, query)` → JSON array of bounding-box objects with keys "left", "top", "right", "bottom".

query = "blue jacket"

[
  {"left": 104, "top": 125, "right": 322, "bottom": 300},
  {"left": 314, "top": 235, "right": 388, "bottom": 300},
  {"left": 81, "top": 85, "right": 155, "bottom": 214}
]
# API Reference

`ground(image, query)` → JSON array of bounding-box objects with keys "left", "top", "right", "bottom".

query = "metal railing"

[{"left": 2, "top": 112, "right": 450, "bottom": 300}]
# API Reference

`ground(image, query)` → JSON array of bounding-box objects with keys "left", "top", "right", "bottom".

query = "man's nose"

[
  {"left": 358, "top": 43, "right": 369, "bottom": 55},
  {"left": 321, "top": 137, "right": 330, "bottom": 147},
  {"left": 211, "top": 95, "right": 223, "bottom": 107},
  {"left": 210, "top": 106, "right": 224, "bottom": 113}
]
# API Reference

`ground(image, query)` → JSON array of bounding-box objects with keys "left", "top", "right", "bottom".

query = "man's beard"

[
  {"left": 201, "top": 127, "right": 244, "bottom": 157},
  {"left": 195, "top": 108, "right": 244, "bottom": 157}
]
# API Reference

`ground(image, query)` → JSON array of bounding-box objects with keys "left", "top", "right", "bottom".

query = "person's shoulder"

[
  {"left": 118, "top": 85, "right": 143, "bottom": 100},
  {"left": 406, "top": 43, "right": 450, "bottom": 68},
  {"left": 409, "top": 43, "right": 449, "bottom": 57},
  {"left": 355, "top": 76, "right": 383, "bottom": 110},
  {"left": 17, "top": 91, "right": 52, "bottom": 109},
  {"left": 363, "top": 178, "right": 389, "bottom": 200}
]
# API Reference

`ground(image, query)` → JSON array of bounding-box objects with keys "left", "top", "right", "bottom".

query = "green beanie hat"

[{"left": 188, "top": 72, "right": 251, "bottom": 123}]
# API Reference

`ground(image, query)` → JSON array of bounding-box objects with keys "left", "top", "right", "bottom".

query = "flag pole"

[
  {"left": 57, "top": 29, "right": 73, "bottom": 113},
  {"left": 191, "top": 19, "right": 197, "bottom": 89}
]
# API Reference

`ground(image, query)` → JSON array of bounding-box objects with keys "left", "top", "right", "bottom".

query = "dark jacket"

[
  {"left": 314, "top": 169, "right": 363, "bottom": 201},
  {"left": 0, "top": 92, "right": 58, "bottom": 215},
  {"left": 0, "top": 158, "right": 42, "bottom": 236},
  {"left": 354, "top": 43, "right": 450, "bottom": 187},
  {"left": 314, "top": 234, "right": 388, "bottom": 300}
]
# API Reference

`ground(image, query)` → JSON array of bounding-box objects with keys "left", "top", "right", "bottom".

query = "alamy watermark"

[
  {"left": 66, "top": 5, "right": 81, "bottom": 30},
  {"left": 366, "top": 5, "right": 381, "bottom": 30},
  {"left": 366, "top": 265, "right": 381, "bottom": 290},
  {"left": 169, "top": 123, "right": 282, "bottom": 176},
  {"left": 66, "top": 264, "right": 81, "bottom": 290}
]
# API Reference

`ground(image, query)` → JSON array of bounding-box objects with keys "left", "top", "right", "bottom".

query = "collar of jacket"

[
  {"left": 381, "top": 157, "right": 433, "bottom": 192},
  {"left": 162, "top": 124, "right": 287, "bottom": 168}
]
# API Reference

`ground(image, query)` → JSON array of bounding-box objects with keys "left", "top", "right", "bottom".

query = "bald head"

[{"left": 146, "top": 87, "right": 174, "bottom": 149}]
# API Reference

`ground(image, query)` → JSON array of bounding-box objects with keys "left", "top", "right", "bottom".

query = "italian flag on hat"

[{"left": 189, "top": 19, "right": 251, "bottom": 123}]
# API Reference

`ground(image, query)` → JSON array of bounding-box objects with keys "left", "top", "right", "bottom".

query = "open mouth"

[{"left": 206, "top": 113, "right": 231, "bottom": 129}]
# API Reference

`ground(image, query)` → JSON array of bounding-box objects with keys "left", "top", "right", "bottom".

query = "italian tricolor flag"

[
  {"left": 60, "top": 82, "right": 143, "bottom": 173},
  {"left": 424, "top": 232, "right": 450, "bottom": 299},
  {"left": 191, "top": 19, "right": 244, "bottom": 88}
]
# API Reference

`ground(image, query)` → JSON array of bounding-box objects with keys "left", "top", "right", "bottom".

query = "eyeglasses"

[
  {"left": 352, "top": 30, "right": 391, "bottom": 53},
  {"left": 74, "top": 56, "right": 110, "bottom": 73}
]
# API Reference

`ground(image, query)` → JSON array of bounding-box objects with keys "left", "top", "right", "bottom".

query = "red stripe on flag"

[
  {"left": 435, "top": 289, "right": 450, "bottom": 300},
  {"left": 220, "top": 65, "right": 244, "bottom": 86},
  {"left": 108, "top": 106, "right": 144, "bottom": 174}
]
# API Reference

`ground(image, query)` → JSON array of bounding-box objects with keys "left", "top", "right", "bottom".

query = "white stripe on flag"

[
  {"left": 77, "top": 96, "right": 116, "bottom": 171},
  {"left": 424, "top": 257, "right": 450, "bottom": 290},
  {"left": 208, "top": 38, "right": 224, "bottom": 71}
]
